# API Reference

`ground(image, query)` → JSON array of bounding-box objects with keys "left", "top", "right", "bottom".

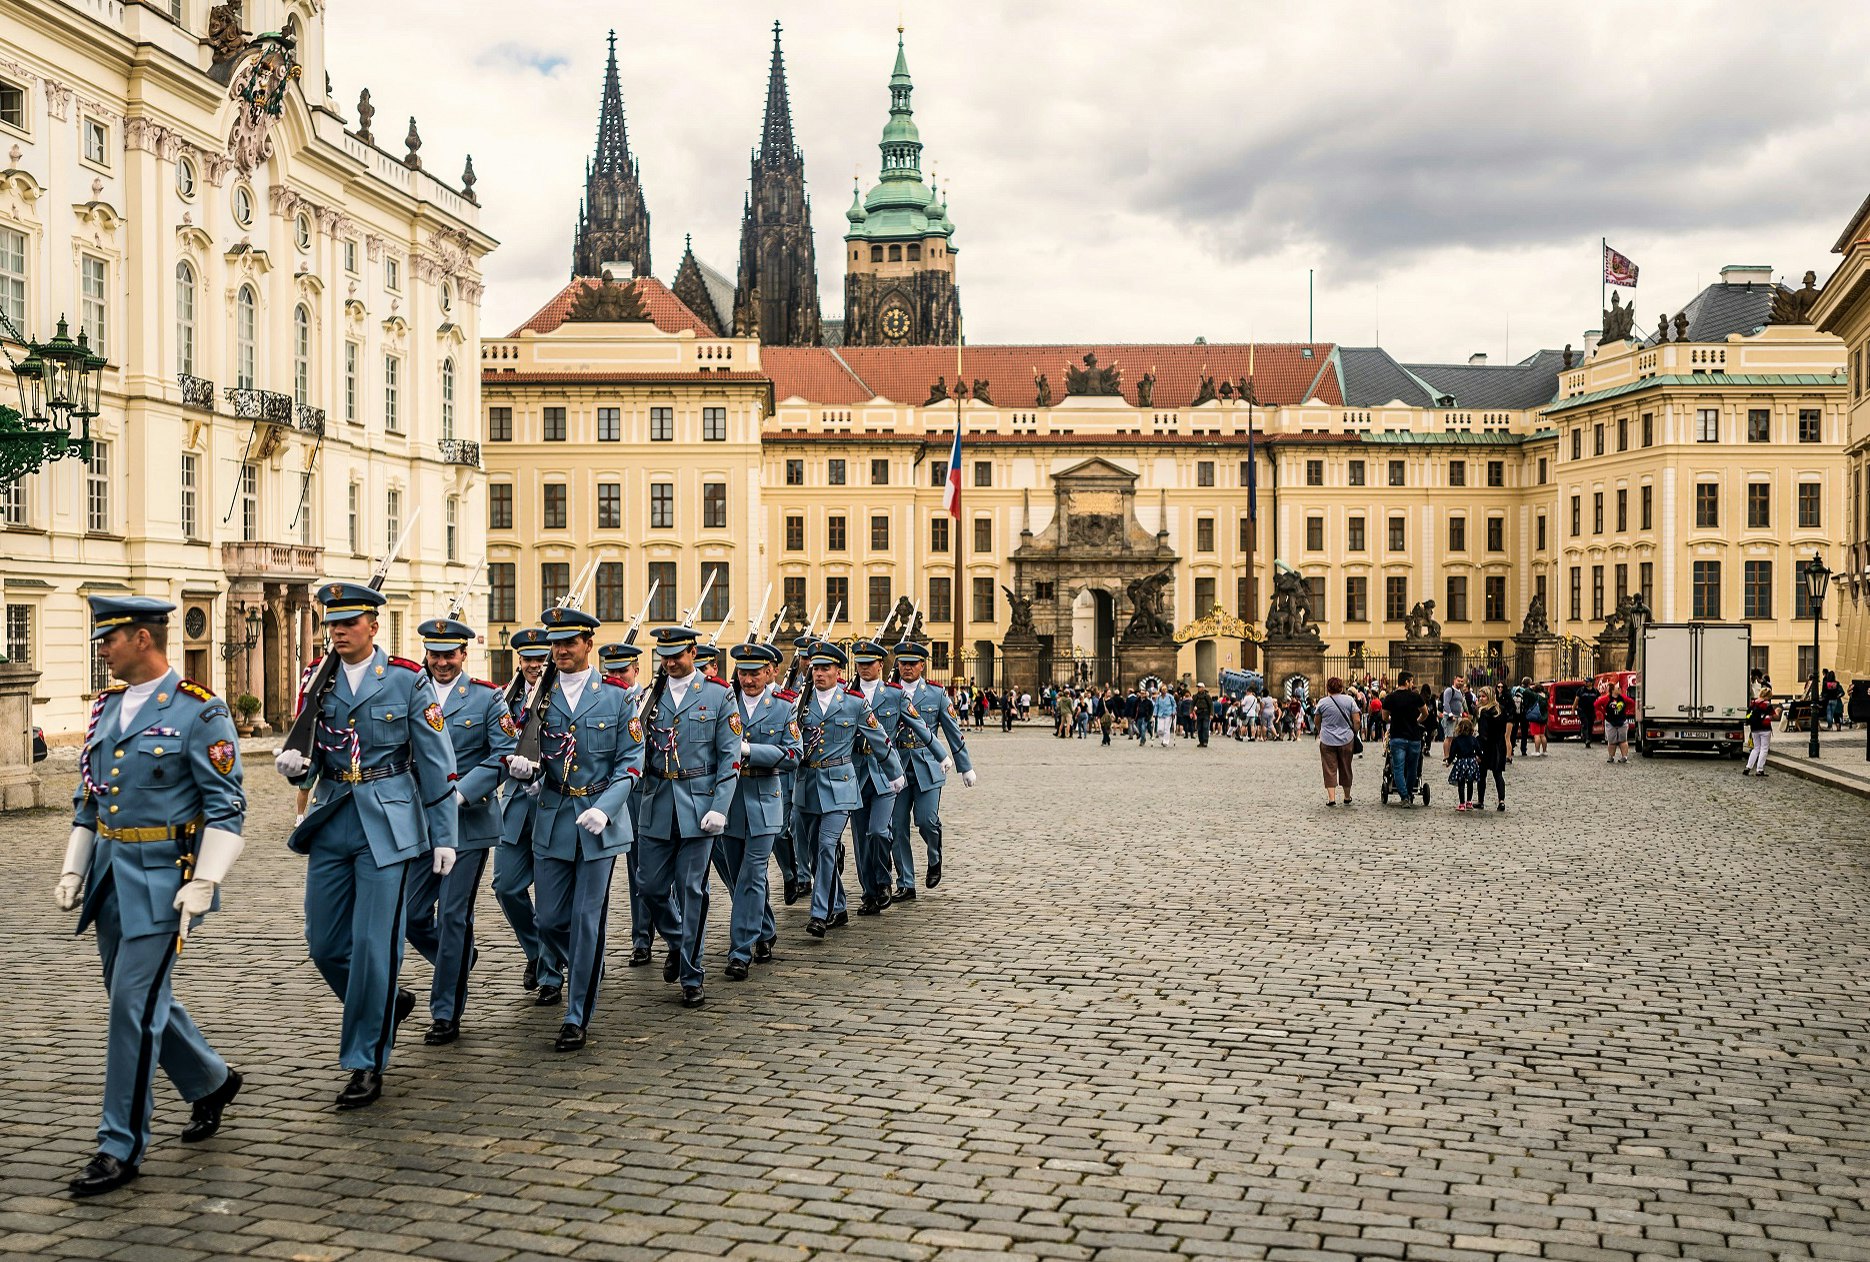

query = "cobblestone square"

[{"left": 4, "top": 730, "right": 1869, "bottom": 1261}]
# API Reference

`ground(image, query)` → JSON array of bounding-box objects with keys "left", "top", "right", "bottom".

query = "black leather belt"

[
  {"left": 805, "top": 756, "right": 850, "bottom": 769},
  {"left": 897, "top": 737, "right": 925, "bottom": 749},
  {"left": 739, "top": 768, "right": 781, "bottom": 778},
  {"left": 646, "top": 767, "right": 711, "bottom": 781},
  {"left": 544, "top": 775, "right": 610, "bottom": 798},
  {"left": 329, "top": 758, "right": 411, "bottom": 784}
]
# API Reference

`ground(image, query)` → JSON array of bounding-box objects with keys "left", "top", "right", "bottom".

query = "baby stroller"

[{"left": 1378, "top": 740, "right": 1431, "bottom": 806}]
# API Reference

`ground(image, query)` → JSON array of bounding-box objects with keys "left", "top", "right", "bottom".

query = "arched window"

[
  {"left": 175, "top": 260, "right": 196, "bottom": 376},
  {"left": 888, "top": 244, "right": 902, "bottom": 261},
  {"left": 441, "top": 357, "right": 456, "bottom": 440},
  {"left": 293, "top": 304, "right": 310, "bottom": 404},
  {"left": 235, "top": 284, "right": 257, "bottom": 389},
  {"left": 870, "top": 245, "right": 883, "bottom": 263},
  {"left": 907, "top": 244, "right": 921, "bottom": 261}
]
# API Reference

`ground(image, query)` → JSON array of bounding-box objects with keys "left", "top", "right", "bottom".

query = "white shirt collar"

[
  {"left": 117, "top": 676, "right": 165, "bottom": 727},
  {"left": 341, "top": 657, "right": 371, "bottom": 694},
  {"left": 558, "top": 667, "right": 593, "bottom": 713}
]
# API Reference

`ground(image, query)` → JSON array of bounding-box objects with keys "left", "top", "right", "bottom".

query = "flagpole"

[
  {"left": 953, "top": 319, "right": 966, "bottom": 693},
  {"left": 1601, "top": 237, "right": 1606, "bottom": 325}
]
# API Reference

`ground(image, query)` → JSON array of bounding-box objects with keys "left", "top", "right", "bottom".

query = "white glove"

[
  {"left": 172, "top": 879, "right": 215, "bottom": 939},
  {"left": 55, "top": 872, "right": 84, "bottom": 912},
  {"left": 698, "top": 810, "right": 727, "bottom": 835},
  {"left": 431, "top": 846, "right": 457, "bottom": 875},
  {"left": 576, "top": 808, "right": 609, "bottom": 834},
  {"left": 56, "top": 826, "right": 96, "bottom": 911},
  {"left": 191, "top": 826, "right": 245, "bottom": 885},
  {"left": 523, "top": 780, "right": 542, "bottom": 797},
  {"left": 887, "top": 776, "right": 907, "bottom": 794},
  {"left": 740, "top": 739, "right": 751, "bottom": 756},
  {"left": 940, "top": 754, "right": 954, "bottom": 771},
  {"left": 274, "top": 747, "right": 310, "bottom": 778},
  {"left": 962, "top": 769, "right": 978, "bottom": 788},
  {"left": 453, "top": 790, "right": 468, "bottom": 807},
  {"left": 505, "top": 754, "right": 537, "bottom": 781},
  {"left": 294, "top": 812, "right": 306, "bottom": 827}
]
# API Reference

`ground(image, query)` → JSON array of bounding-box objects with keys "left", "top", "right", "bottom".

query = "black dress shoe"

[
  {"left": 807, "top": 917, "right": 826, "bottom": 938},
  {"left": 724, "top": 959, "right": 749, "bottom": 981},
  {"left": 68, "top": 1152, "right": 137, "bottom": 1197},
  {"left": 522, "top": 959, "right": 539, "bottom": 991},
  {"left": 783, "top": 878, "right": 799, "bottom": 906},
  {"left": 180, "top": 1068, "right": 242, "bottom": 1142},
  {"left": 682, "top": 985, "right": 705, "bottom": 1008},
  {"left": 423, "top": 1019, "right": 459, "bottom": 1046},
  {"left": 798, "top": 878, "right": 814, "bottom": 899},
  {"left": 628, "top": 946, "right": 652, "bottom": 967},
  {"left": 394, "top": 987, "right": 416, "bottom": 1025},
  {"left": 335, "top": 1069, "right": 382, "bottom": 1110},
  {"left": 829, "top": 910, "right": 849, "bottom": 928},
  {"left": 892, "top": 887, "right": 917, "bottom": 902},
  {"left": 553, "top": 1023, "right": 585, "bottom": 1052},
  {"left": 534, "top": 984, "right": 563, "bottom": 1007},
  {"left": 753, "top": 940, "right": 774, "bottom": 963},
  {"left": 662, "top": 953, "right": 679, "bottom": 983},
  {"left": 857, "top": 895, "right": 883, "bottom": 917},
  {"left": 926, "top": 862, "right": 941, "bottom": 888}
]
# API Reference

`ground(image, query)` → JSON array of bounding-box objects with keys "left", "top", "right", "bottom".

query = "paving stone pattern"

[{"left": 4, "top": 730, "right": 1869, "bottom": 1261}]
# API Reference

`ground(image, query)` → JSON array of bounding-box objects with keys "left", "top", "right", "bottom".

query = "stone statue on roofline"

[
  {"left": 1136, "top": 371, "right": 1156, "bottom": 408},
  {"left": 971, "top": 379, "right": 993, "bottom": 405},
  {"left": 1769, "top": 271, "right": 1823, "bottom": 325},
  {"left": 925, "top": 377, "right": 949, "bottom": 406},
  {"left": 1034, "top": 373, "right": 1053, "bottom": 407},
  {"left": 1600, "top": 291, "right": 1636, "bottom": 343}
]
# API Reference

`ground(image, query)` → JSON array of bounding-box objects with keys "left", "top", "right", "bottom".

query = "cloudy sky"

[{"left": 328, "top": 1, "right": 1870, "bottom": 364}]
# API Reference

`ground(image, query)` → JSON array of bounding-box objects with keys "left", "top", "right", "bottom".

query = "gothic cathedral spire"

[
  {"left": 732, "top": 21, "right": 822, "bottom": 346},
  {"left": 571, "top": 31, "right": 651, "bottom": 280}
]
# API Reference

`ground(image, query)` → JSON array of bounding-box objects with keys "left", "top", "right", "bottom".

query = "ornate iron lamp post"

[
  {"left": 220, "top": 606, "right": 263, "bottom": 663},
  {"left": 1804, "top": 553, "right": 1829, "bottom": 759},
  {"left": 1, "top": 312, "right": 107, "bottom": 486}
]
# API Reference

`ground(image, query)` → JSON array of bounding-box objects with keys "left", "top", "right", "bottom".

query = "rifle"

[
  {"left": 444, "top": 555, "right": 486, "bottom": 623},
  {"left": 793, "top": 600, "right": 844, "bottom": 725},
  {"left": 622, "top": 578, "right": 659, "bottom": 647},
  {"left": 282, "top": 506, "right": 423, "bottom": 760},
  {"left": 744, "top": 582, "right": 773, "bottom": 645},
  {"left": 888, "top": 598, "right": 922, "bottom": 684},
  {"left": 637, "top": 567, "right": 718, "bottom": 740},
  {"left": 514, "top": 553, "right": 604, "bottom": 763},
  {"left": 778, "top": 601, "right": 823, "bottom": 694}
]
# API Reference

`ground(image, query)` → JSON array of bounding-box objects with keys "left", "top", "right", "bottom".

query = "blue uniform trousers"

[
  {"left": 303, "top": 801, "right": 414, "bottom": 1072},
  {"left": 710, "top": 832, "right": 779, "bottom": 962},
  {"left": 771, "top": 785, "right": 801, "bottom": 883},
  {"left": 492, "top": 819, "right": 562, "bottom": 990},
  {"left": 804, "top": 810, "right": 852, "bottom": 921},
  {"left": 848, "top": 781, "right": 897, "bottom": 900},
  {"left": 404, "top": 849, "right": 490, "bottom": 1022},
  {"left": 91, "top": 889, "right": 229, "bottom": 1164},
  {"left": 625, "top": 789, "right": 653, "bottom": 953},
  {"left": 636, "top": 832, "right": 713, "bottom": 986},
  {"left": 532, "top": 852, "right": 615, "bottom": 1029},
  {"left": 889, "top": 782, "right": 943, "bottom": 892}
]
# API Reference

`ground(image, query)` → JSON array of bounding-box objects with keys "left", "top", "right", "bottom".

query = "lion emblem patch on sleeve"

[
  {"left": 424, "top": 702, "right": 445, "bottom": 731},
  {"left": 207, "top": 739, "right": 236, "bottom": 776},
  {"left": 499, "top": 711, "right": 518, "bottom": 737},
  {"left": 865, "top": 711, "right": 880, "bottom": 729},
  {"left": 629, "top": 716, "right": 643, "bottom": 742},
  {"left": 728, "top": 712, "right": 743, "bottom": 736},
  {"left": 788, "top": 721, "right": 801, "bottom": 741}
]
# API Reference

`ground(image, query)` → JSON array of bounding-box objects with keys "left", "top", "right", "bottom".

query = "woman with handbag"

[{"left": 1316, "top": 676, "right": 1362, "bottom": 807}]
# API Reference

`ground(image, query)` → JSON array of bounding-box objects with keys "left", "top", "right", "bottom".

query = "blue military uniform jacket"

[
  {"left": 499, "top": 682, "right": 538, "bottom": 842},
  {"left": 637, "top": 672, "right": 740, "bottom": 838},
  {"left": 852, "top": 680, "right": 936, "bottom": 794},
  {"left": 71, "top": 671, "right": 246, "bottom": 939},
  {"left": 436, "top": 675, "right": 517, "bottom": 849},
  {"left": 286, "top": 648, "right": 459, "bottom": 865},
  {"left": 532, "top": 671, "right": 643, "bottom": 860},
  {"left": 726, "top": 685, "right": 803, "bottom": 837},
  {"left": 894, "top": 678, "right": 973, "bottom": 788},
  {"left": 793, "top": 686, "right": 899, "bottom": 814}
]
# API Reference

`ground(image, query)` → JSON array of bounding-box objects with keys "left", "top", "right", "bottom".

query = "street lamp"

[
  {"left": 1804, "top": 553, "right": 1829, "bottom": 759},
  {"left": 221, "top": 606, "right": 263, "bottom": 662},
  {"left": 2, "top": 311, "right": 108, "bottom": 486}
]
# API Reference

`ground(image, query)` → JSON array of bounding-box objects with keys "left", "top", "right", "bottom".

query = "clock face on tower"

[{"left": 881, "top": 303, "right": 911, "bottom": 343}]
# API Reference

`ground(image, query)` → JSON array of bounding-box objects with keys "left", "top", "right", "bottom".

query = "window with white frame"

[
  {"left": 232, "top": 184, "right": 253, "bottom": 226},
  {"left": 82, "top": 116, "right": 108, "bottom": 166},
  {"left": 441, "top": 359, "right": 455, "bottom": 440},
  {"left": 0, "top": 226, "right": 24, "bottom": 333},
  {"left": 180, "top": 452, "right": 198, "bottom": 538},
  {"left": 383, "top": 354, "right": 400, "bottom": 431},
  {"left": 385, "top": 488, "right": 402, "bottom": 551},
  {"left": 239, "top": 461, "right": 258, "bottom": 541},
  {"left": 175, "top": 154, "right": 195, "bottom": 198},
  {"left": 343, "top": 238, "right": 358, "bottom": 273},
  {"left": 344, "top": 341, "right": 359, "bottom": 422},
  {"left": 80, "top": 255, "right": 107, "bottom": 358},
  {"left": 5, "top": 602, "right": 32, "bottom": 666},
  {"left": 385, "top": 256, "right": 400, "bottom": 291},
  {"left": 175, "top": 260, "right": 196, "bottom": 376},
  {"left": 0, "top": 477, "right": 24, "bottom": 527},
  {"left": 1696, "top": 408, "right": 1719, "bottom": 442},
  {"left": 293, "top": 305, "right": 310, "bottom": 404},
  {"left": 297, "top": 473, "right": 313, "bottom": 545},
  {"left": 235, "top": 284, "right": 256, "bottom": 388},
  {"left": 86, "top": 441, "right": 110, "bottom": 532},
  {"left": 294, "top": 213, "right": 311, "bottom": 252},
  {"left": 347, "top": 480, "right": 360, "bottom": 552},
  {"left": 446, "top": 495, "right": 458, "bottom": 561},
  {"left": 0, "top": 79, "right": 26, "bottom": 133}
]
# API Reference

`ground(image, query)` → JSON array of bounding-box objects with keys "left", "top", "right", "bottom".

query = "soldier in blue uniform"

[
  {"left": 58, "top": 596, "right": 247, "bottom": 1197},
  {"left": 709, "top": 642, "right": 802, "bottom": 979},
  {"left": 500, "top": 607, "right": 643, "bottom": 1051},
  {"left": 492, "top": 627, "right": 560, "bottom": 1002},
  {"left": 888, "top": 640, "right": 978, "bottom": 897},
  {"left": 846, "top": 640, "right": 922, "bottom": 916},
  {"left": 635, "top": 625, "right": 739, "bottom": 1008},
  {"left": 276, "top": 582, "right": 458, "bottom": 1110},
  {"left": 599, "top": 640, "right": 657, "bottom": 970},
  {"left": 694, "top": 642, "right": 724, "bottom": 680},
  {"left": 404, "top": 617, "right": 515, "bottom": 1045},
  {"left": 771, "top": 633, "right": 816, "bottom": 907},
  {"left": 794, "top": 642, "right": 899, "bottom": 938}
]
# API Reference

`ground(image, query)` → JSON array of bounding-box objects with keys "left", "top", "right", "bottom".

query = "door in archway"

[
  {"left": 1195, "top": 639, "right": 1218, "bottom": 685},
  {"left": 1094, "top": 590, "right": 1116, "bottom": 683}
]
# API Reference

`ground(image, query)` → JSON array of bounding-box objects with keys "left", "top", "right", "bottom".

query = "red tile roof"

[
  {"left": 510, "top": 276, "right": 717, "bottom": 337},
  {"left": 763, "top": 344, "right": 1342, "bottom": 408}
]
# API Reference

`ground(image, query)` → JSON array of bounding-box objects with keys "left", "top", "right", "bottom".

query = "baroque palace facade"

[{"left": 3, "top": 0, "right": 493, "bottom": 740}]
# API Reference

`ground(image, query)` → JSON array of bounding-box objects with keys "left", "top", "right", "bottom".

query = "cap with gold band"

[
  {"left": 417, "top": 616, "right": 475, "bottom": 653},
  {"left": 87, "top": 595, "right": 176, "bottom": 642},
  {"left": 510, "top": 627, "right": 551, "bottom": 659},
  {"left": 316, "top": 580, "right": 386, "bottom": 623}
]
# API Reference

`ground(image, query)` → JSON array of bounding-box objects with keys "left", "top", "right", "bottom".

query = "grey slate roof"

[
  {"left": 1338, "top": 347, "right": 1436, "bottom": 407},
  {"left": 1403, "top": 348, "right": 1570, "bottom": 411},
  {"left": 693, "top": 256, "right": 737, "bottom": 334},
  {"left": 1641, "top": 280, "right": 1787, "bottom": 345}
]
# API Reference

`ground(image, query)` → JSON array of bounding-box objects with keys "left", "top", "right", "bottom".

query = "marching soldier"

[
  {"left": 794, "top": 642, "right": 899, "bottom": 938},
  {"left": 709, "top": 642, "right": 802, "bottom": 978},
  {"left": 599, "top": 640, "right": 657, "bottom": 970},
  {"left": 492, "top": 627, "right": 561, "bottom": 1003},
  {"left": 889, "top": 640, "right": 977, "bottom": 897},
  {"left": 694, "top": 641, "right": 724, "bottom": 680},
  {"left": 404, "top": 617, "right": 515, "bottom": 1045},
  {"left": 846, "top": 640, "right": 920, "bottom": 916},
  {"left": 771, "top": 632, "right": 815, "bottom": 907},
  {"left": 276, "top": 582, "right": 458, "bottom": 1110},
  {"left": 635, "top": 625, "right": 739, "bottom": 1008},
  {"left": 58, "top": 596, "right": 247, "bottom": 1196},
  {"left": 501, "top": 607, "right": 643, "bottom": 1051}
]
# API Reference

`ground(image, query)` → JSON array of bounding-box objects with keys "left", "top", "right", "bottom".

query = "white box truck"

[{"left": 1636, "top": 622, "right": 1751, "bottom": 757}]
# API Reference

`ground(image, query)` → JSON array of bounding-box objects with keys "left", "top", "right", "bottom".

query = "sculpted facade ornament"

[
  {"left": 1192, "top": 374, "right": 1217, "bottom": 406},
  {"left": 43, "top": 77, "right": 73, "bottom": 122},
  {"left": 1403, "top": 599, "right": 1441, "bottom": 641},
  {"left": 1002, "top": 586, "right": 1035, "bottom": 636},
  {"left": 970, "top": 378, "right": 992, "bottom": 405},
  {"left": 1264, "top": 564, "right": 1320, "bottom": 640},
  {"left": 1173, "top": 606, "right": 1256, "bottom": 645},
  {"left": 1034, "top": 373, "right": 1052, "bottom": 407},
  {"left": 1769, "top": 271, "right": 1823, "bottom": 325},
  {"left": 1136, "top": 371, "right": 1156, "bottom": 408},
  {"left": 364, "top": 233, "right": 385, "bottom": 262},
  {"left": 1600, "top": 291, "right": 1636, "bottom": 342},
  {"left": 1123, "top": 567, "right": 1175, "bottom": 641},
  {"left": 1064, "top": 351, "right": 1122, "bottom": 397},
  {"left": 1519, "top": 591, "right": 1550, "bottom": 638}
]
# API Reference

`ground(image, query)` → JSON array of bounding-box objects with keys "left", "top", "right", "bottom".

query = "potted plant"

[{"left": 234, "top": 692, "right": 263, "bottom": 735}]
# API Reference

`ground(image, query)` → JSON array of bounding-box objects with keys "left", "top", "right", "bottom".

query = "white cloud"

[{"left": 325, "top": 0, "right": 1870, "bottom": 362}]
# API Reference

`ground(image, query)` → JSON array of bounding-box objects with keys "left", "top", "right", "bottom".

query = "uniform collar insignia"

[{"left": 156, "top": 692, "right": 168, "bottom": 703}]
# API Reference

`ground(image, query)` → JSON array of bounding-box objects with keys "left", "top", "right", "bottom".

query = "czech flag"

[{"left": 943, "top": 425, "right": 962, "bottom": 518}]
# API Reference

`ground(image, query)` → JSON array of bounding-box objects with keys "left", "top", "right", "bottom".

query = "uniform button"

[
  {"left": 114, "top": 749, "right": 124, "bottom": 758},
  {"left": 110, "top": 787, "right": 120, "bottom": 795},
  {"left": 109, "top": 768, "right": 119, "bottom": 777},
  {"left": 108, "top": 805, "right": 119, "bottom": 814},
  {"left": 152, "top": 746, "right": 164, "bottom": 755}
]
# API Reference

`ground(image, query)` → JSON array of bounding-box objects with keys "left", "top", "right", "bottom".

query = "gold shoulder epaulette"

[{"left": 178, "top": 679, "right": 216, "bottom": 702}]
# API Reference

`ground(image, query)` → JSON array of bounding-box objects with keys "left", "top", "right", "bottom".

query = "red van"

[
  {"left": 1593, "top": 670, "right": 1642, "bottom": 725},
  {"left": 1542, "top": 679, "right": 1587, "bottom": 739}
]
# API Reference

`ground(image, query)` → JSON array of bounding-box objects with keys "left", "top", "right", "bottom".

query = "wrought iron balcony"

[
  {"left": 221, "top": 541, "right": 325, "bottom": 580},
  {"left": 439, "top": 438, "right": 480, "bottom": 468},
  {"left": 295, "top": 403, "right": 326, "bottom": 438},
  {"left": 178, "top": 373, "right": 216, "bottom": 410},
  {"left": 224, "top": 386, "right": 294, "bottom": 425}
]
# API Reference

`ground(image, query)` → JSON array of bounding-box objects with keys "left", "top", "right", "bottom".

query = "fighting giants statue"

[
  {"left": 1264, "top": 563, "right": 1320, "bottom": 641},
  {"left": 1123, "top": 568, "right": 1174, "bottom": 641}
]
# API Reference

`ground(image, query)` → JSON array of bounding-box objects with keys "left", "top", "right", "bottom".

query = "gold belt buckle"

[{"left": 338, "top": 769, "right": 363, "bottom": 783}]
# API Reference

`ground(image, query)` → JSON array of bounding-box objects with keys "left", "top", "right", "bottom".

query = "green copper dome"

[{"left": 845, "top": 31, "right": 955, "bottom": 245}]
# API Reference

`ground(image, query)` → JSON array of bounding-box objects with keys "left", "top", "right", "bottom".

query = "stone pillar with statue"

[
  {"left": 1595, "top": 594, "right": 1641, "bottom": 673},
  {"left": 1512, "top": 591, "right": 1559, "bottom": 683},
  {"left": 1258, "top": 562, "right": 1327, "bottom": 695},
  {"left": 0, "top": 659, "right": 44, "bottom": 810},
  {"left": 1390, "top": 598, "right": 1446, "bottom": 684},
  {"left": 997, "top": 584, "right": 1043, "bottom": 700},
  {"left": 1115, "top": 567, "right": 1179, "bottom": 686}
]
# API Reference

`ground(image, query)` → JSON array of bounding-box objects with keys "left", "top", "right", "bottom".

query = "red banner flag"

[{"left": 1603, "top": 244, "right": 1639, "bottom": 288}]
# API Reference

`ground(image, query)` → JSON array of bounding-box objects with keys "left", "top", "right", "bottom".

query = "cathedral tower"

[
  {"left": 571, "top": 31, "right": 651, "bottom": 280},
  {"left": 841, "top": 30, "right": 959, "bottom": 347},
  {"left": 732, "top": 22, "right": 822, "bottom": 345}
]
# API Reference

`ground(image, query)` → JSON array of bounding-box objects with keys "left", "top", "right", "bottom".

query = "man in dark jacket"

[
  {"left": 1573, "top": 680, "right": 1600, "bottom": 748},
  {"left": 1193, "top": 685, "right": 1214, "bottom": 747}
]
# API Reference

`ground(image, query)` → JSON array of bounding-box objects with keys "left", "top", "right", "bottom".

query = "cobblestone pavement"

[{"left": 4, "top": 729, "right": 1870, "bottom": 1261}]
